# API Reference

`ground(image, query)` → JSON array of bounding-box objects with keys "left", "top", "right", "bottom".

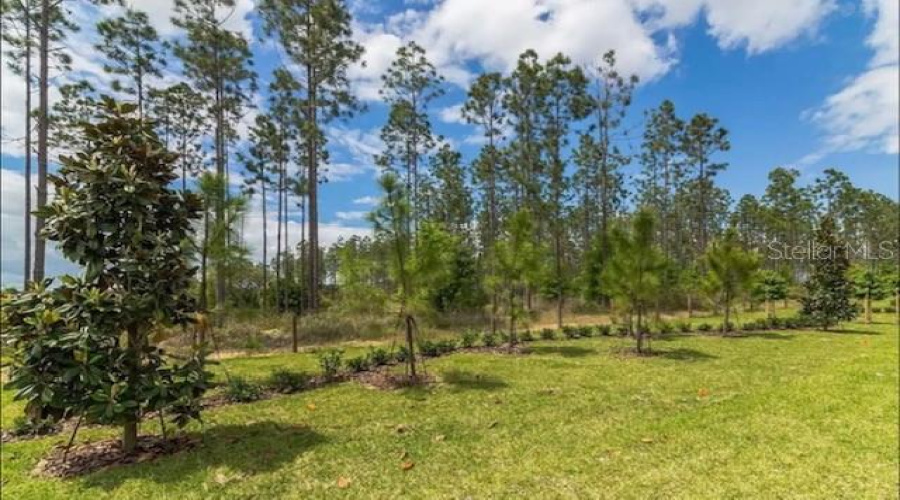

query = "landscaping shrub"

[
  {"left": 616, "top": 324, "right": 631, "bottom": 336},
  {"left": 767, "top": 317, "right": 783, "bottom": 329},
  {"left": 224, "top": 377, "right": 264, "bottom": 403},
  {"left": 316, "top": 348, "right": 344, "bottom": 380},
  {"left": 10, "top": 416, "right": 59, "bottom": 437},
  {"left": 367, "top": 347, "right": 392, "bottom": 366},
  {"left": 438, "top": 339, "right": 458, "bottom": 354},
  {"left": 742, "top": 322, "right": 757, "bottom": 332},
  {"left": 520, "top": 330, "right": 535, "bottom": 342},
  {"left": 658, "top": 322, "right": 674, "bottom": 334},
  {"left": 346, "top": 355, "right": 371, "bottom": 372},
  {"left": 577, "top": 325, "right": 594, "bottom": 337},
  {"left": 460, "top": 330, "right": 479, "bottom": 348},
  {"left": 395, "top": 345, "right": 410, "bottom": 363},
  {"left": 872, "top": 307, "right": 883, "bottom": 313},
  {"left": 418, "top": 340, "right": 440, "bottom": 357},
  {"left": 267, "top": 369, "right": 311, "bottom": 393},
  {"left": 598, "top": 324, "right": 612, "bottom": 336},
  {"left": 482, "top": 331, "right": 499, "bottom": 347},
  {"left": 540, "top": 328, "right": 556, "bottom": 340},
  {"left": 562, "top": 325, "right": 579, "bottom": 339},
  {"left": 697, "top": 323, "right": 713, "bottom": 332},
  {"left": 678, "top": 321, "right": 693, "bottom": 333},
  {"left": 721, "top": 321, "right": 735, "bottom": 332}
]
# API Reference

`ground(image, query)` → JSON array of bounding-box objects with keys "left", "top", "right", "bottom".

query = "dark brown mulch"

[{"left": 33, "top": 434, "right": 199, "bottom": 478}]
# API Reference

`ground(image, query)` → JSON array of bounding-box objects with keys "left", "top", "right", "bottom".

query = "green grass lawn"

[{"left": 2, "top": 315, "right": 898, "bottom": 499}]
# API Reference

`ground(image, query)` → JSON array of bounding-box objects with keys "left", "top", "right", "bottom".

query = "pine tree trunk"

[
  {"left": 864, "top": 292, "right": 871, "bottom": 324},
  {"left": 261, "top": 182, "right": 268, "bottom": 310},
  {"left": 405, "top": 315, "right": 417, "bottom": 380},
  {"left": 292, "top": 313, "right": 299, "bottom": 353},
  {"left": 33, "top": 0, "right": 49, "bottom": 282},
  {"left": 23, "top": 10, "right": 33, "bottom": 288}
]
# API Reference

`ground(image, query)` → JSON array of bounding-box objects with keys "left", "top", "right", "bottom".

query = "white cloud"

[
  {"left": 0, "top": 169, "right": 79, "bottom": 287},
  {"left": 335, "top": 210, "right": 369, "bottom": 221},
  {"left": 634, "top": 0, "right": 835, "bottom": 54},
  {"left": 802, "top": 0, "right": 899, "bottom": 163},
  {"left": 353, "top": 195, "right": 381, "bottom": 206},
  {"left": 438, "top": 103, "right": 465, "bottom": 125},
  {"left": 240, "top": 196, "right": 371, "bottom": 262}
]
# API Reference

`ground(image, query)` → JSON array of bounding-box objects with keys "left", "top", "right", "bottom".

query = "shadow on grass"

[
  {"left": 824, "top": 328, "right": 882, "bottom": 336},
  {"left": 730, "top": 332, "right": 794, "bottom": 340},
  {"left": 653, "top": 348, "right": 717, "bottom": 361},
  {"left": 82, "top": 422, "right": 326, "bottom": 490},
  {"left": 529, "top": 345, "right": 597, "bottom": 358},
  {"left": 440, "top": 369, "right": 508, "bottom": 391}
]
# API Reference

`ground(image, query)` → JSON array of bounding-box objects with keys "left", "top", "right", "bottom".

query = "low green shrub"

[
  {"left": 872, "top": 307, "right": 883, "bottom": 313},
  {"left": 316, "top": 348, "right": 344, "bottom": 380},
  {"left": 721, "top": 321, "right": 735, "bottom": 332},
  {"left": 395, "top": 345, "right": 410, "bottom": 363},
  {"left": 346, "top": 355, "right": 371, "bottom": 372},
  {"left": 10, "top": 416, "right": 59, "bottom": 437},
  {"left": 224, "top": 376, "right": 264, "bottom": 403},
  {"left": 658, "top": 322, "right": 674, "bottom": 334},
  {"left": 697, "top": 323, "right": 712, "bottom": 332},
  {"left": 482, "top": 331, "right": 499, "bottom": 347},
  {"left": 460, "top": 329, "right": 479, "bottom": 348},
  {"left": 616, "top": 324, "right": 631, "bottom": 336},
  {"left": 367, "top": 347, "right": 392, "bottom": 366},
  {"left": 267, "top": 369, "right": 311, "bottom": 393},
  {"left": 540, "top": 328, "right": 556, "bottom": 340},
  {"left": 577, "top": 325, "right": 594, "bottom": 338},
  {"left": 598, "top": 324, "right": 612, "bottom": 336},
  {"left": 678, "top": 321, "right": 693, "bottom": 333},
  {"left": 562, "top": 325, "right": 579, "bottom": 339},
  {"left": 520, "top": 330, "right": 535, "bottom": 342}
]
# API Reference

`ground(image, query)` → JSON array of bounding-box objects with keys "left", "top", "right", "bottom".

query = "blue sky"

[{"left": 1, "top": 0, "right": 897, "bottom": 286}]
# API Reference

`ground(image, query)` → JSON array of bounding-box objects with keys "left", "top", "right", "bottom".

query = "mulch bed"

[{"left": 33, "top": 434, "right": 199, "bottom": 478}]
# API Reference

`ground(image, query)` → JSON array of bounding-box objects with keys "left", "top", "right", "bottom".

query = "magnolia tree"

[
  {"left": 2, "top": 99, "right": 209, "bottom": 453},
  {"left": 800, "top": 216, "right": 858, "bottom": 330}
]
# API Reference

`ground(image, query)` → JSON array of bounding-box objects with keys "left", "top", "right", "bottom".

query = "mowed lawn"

[{"left": 1, "top": 316, "right": 897, "bottom": 499}]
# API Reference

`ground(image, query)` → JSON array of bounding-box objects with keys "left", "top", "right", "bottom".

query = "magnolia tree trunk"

[{"left": 123, "top": 325, "right": 143, "bottom": 453}]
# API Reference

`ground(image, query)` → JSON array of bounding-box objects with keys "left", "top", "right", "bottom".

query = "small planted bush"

[
  {"left": 540, "top": 328, "right": 556, "bottom": 340},
  {"left": 346, "top": 355, "right": 371, "bottom": 373},
  {"left": 577, "top": 326, "right": 594, "bottom": 338},
  {"left": 598, "top": 324, "right": 612, "bottom": 336},
  {"left": 520, "top": 330, "right": 535, "bottom": 342},
  {"left": 224, "top": 376, "right": 264, "bottom": 403},
  {"left": 10, "top": 416, "right": 59, "bottom": 437},
  {"left": 367, "top": 347, "right": 392, "bottom": 366},
  {"left": 418, "top": 340, "right": 441, "bottom": 357},
  {"left": 267, "top": 369, "right": 311, "bottom": 394},
  {"left": 616, "top": 324, "right": 631, "bottom": 336},
  {"left": 872, "top": 307, "right": 883, "bottom": 314},
  {"left": 395, "top": 345, "right": 410, "bottom": 363},
  {"left": 438, "top": 339, "right": 458, "bottom": 354},
  {"left": 767, "top": 317, "right": 783, "bottom": 329},
  {"left": 482, "top": 331, "right": 498, "bottom": 347},
  {"left": 721, "top": 321, "right": 735, "bottom": 333},
  {"left": 562, "top": 325, "right": 579, "bottom": 339},
  {"left": 658, "top": 322, "right": 674, "bottom": 335},
  {"left": 741, "top": 322, "right": 757, "bottom": 332},
  {"left": 460, "top": 330, "right": 479, "bottom": 348},
  {"left": 317, "top": 348, "right": 344, "bottom": 380},
  {"left": 678, "top": 321, "right": 693, "bottom": 333},
  {"left": 697, "top": 323, "right": 713, "bottom": 332}
]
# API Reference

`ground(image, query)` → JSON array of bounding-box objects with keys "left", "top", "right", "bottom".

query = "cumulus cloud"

[
  {"left": 802, "top": 0, "right": 899, "bottom": 163},
  {"left": 0, "top": 169, "right": 79, "bottom": 287},
  {"left": 240, "top": 196, "right": 371, "bottom": 262},
  {"left": 353, "top": 195, "right": 381, "bottom": 206}
]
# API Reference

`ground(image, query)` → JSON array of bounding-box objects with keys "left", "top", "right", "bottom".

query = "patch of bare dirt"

[
  {"left": 34, "top": 434, "right": 198, "bottom": 478},
  {"left": 355, "top": 369, "right": 435, "bottom": 390},
  {"left": 458, "top": 344, "right": 531, "bottom": 356}
]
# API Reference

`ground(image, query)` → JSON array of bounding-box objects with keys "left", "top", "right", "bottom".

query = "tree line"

[{"left": 2, "top": 0, "right": 897, "bottom": 331}]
